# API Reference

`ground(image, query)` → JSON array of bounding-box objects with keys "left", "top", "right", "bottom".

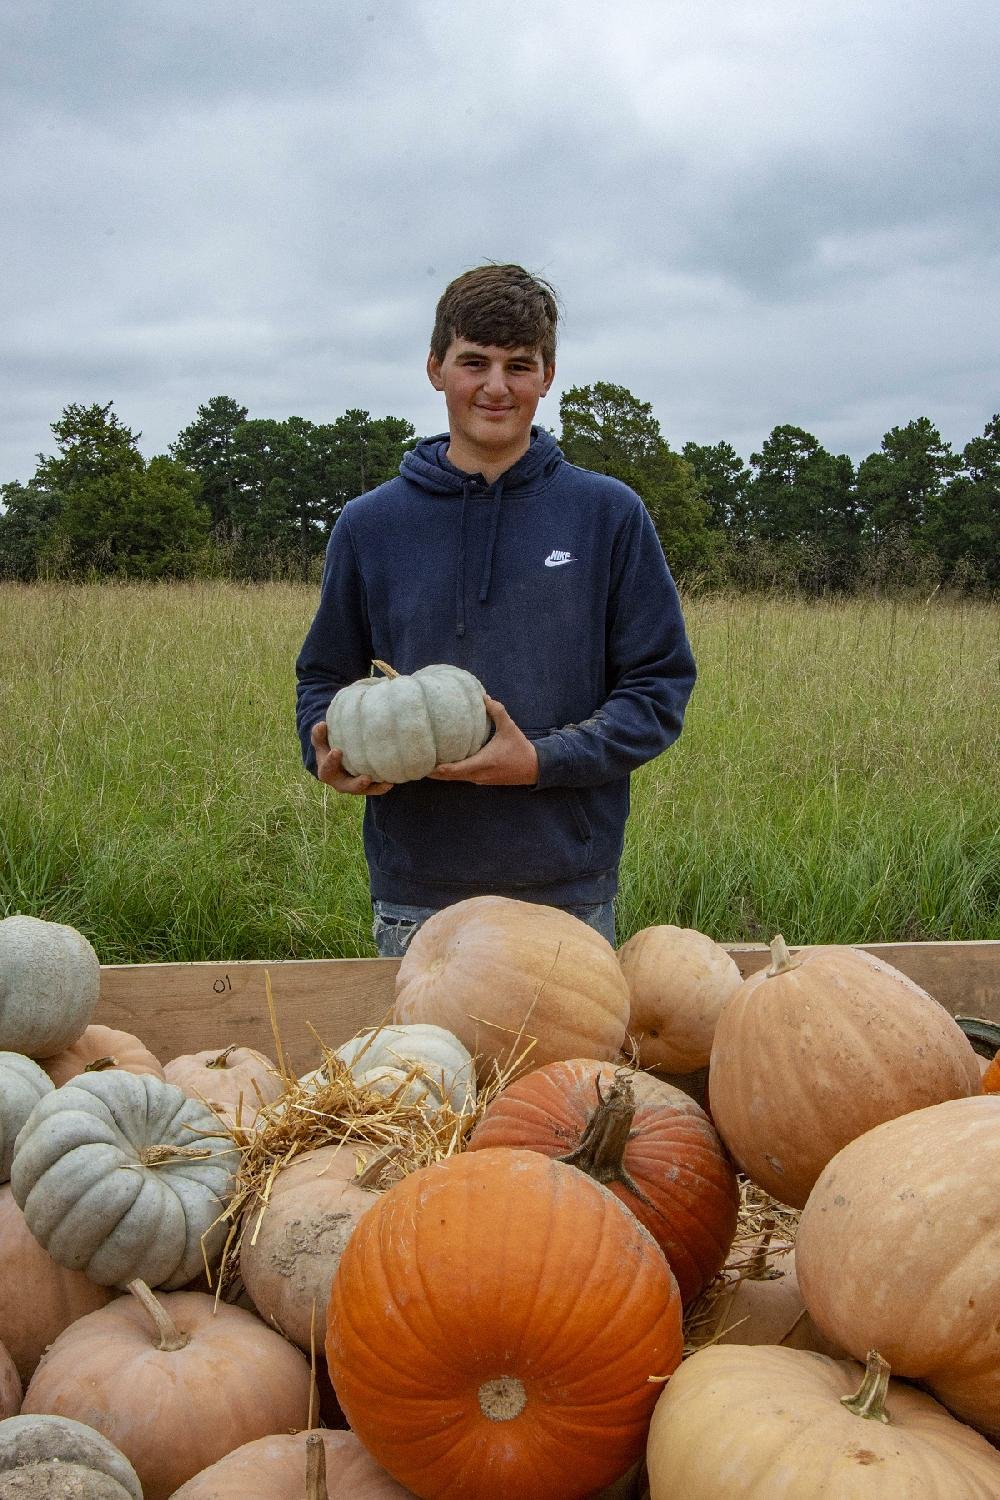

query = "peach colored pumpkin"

[
  {"left": 327, "top": 1147, "right": 683, "bottom": 1500},
  {"left": 618, "top": 924, "right": 742, "bottom": 1073},
  {"left": 170, "top": 1429, "right": 413, "bottom": 1498},
  {"left": 708, "top": 936, "right": 981, "bottom": 1208},
  {"left": 164, "top": 1044, "right": 284, "bottom": 1128},
  {"left": 41, "top": 1024, "right": 165, "bottom": 1088},
  {"left": 467, "top": 1060, "right": 738, "bottom": 1304},
  {"left": 0, "top": 1184, "right": 112, "bottom": 1385},
  {"left": 393, "top": 896, "right": 630, "bottom": 1082},
  {"left": 646, "top": 1344, "right": 1000, "bottom": 1497},
  {"left": 707, "top": 1231, "right": 845, "bottom": 1357},
  {"left": 796, "top": 1094, "right": 1000, "bottom": 1438},
  {"left": 240, "top": 1142, "right": 384, "bottom": 1350},
  {"left": 0, "top": 1341, "right": 19, "bottom": 1420},
  {"left": 22, "top": 1282, "right": 312, "bottom": 1500}
]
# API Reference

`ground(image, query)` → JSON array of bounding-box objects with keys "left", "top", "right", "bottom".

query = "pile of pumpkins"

[{"left": 1, "top": 902, "right": 999, "bottom": 1498}]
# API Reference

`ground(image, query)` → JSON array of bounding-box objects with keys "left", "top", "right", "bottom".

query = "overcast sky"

[{"left": 3, "top": 0, "right": 998, "bottom": 485}]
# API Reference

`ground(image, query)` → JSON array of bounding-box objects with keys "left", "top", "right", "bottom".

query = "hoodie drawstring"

[
  {"left": 478, "top": 476, "right": 505, "bottom": 605},
  {"left": 456, "top": 481, "right": 470, "bottom": 638}
]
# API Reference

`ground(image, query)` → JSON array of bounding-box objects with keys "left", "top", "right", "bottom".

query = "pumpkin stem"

[
  {"left": 126, "top": 1279, "right": 191, "bottom": 1352},
  {"left": 767, "top": 934, "right": 800, "bottom": 976},
  {"left": 747, "top": 1217, "right": 778, "bottom": 1280},
  {"left": 83, "top": 1056, "right": 119, "bottom": 1072},
  {"left": 557, "top": 1072, "right": 653, "bottom": 1207},
  {"left": 371, "top": 658, "right": 399, "bottom": 679},
  {"left": 355, "top": 1143, "right": 403, "bottom": 1191},
  {"left": 841, "top": 1349, "right": 892, "bottom": 1423},
  {"left": 205, "top": 1045, "right": 240, "bottom": 1069},
  {"left": 305, "top": 1432, "right": 329, "bottom": 1500}
]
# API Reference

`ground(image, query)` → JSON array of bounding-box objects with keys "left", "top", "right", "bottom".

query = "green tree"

[
  {"left": 0, "top": 479, "right": 63, "bottom": 579},
  {"left": 856, "top": 418, "right": 960, "bottom": 545},
  {"left": 748, "top": 425, "right": 858, "bottom": 588},
  {"left": 6, "top": 403, "right": 208, "bottom": 578},
  {"left": 326, "top": 409, "right": 416, "bottom": 523},
  {"left": 924, "top": 415, "right": 1000, "bottom": 589},
  {"left": 170, "top": 395, "right": 249, "bottom": 534},
  {"left": 558, "top": 382, "right": 712, "bottom": 573},
  {"left": 682, "top": 439, "right": 752, "bottom": 539}
]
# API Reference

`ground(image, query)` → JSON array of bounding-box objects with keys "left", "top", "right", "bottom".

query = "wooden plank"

[{"left": 96, "top": 940, "right": 1000, "bottom": 1074}]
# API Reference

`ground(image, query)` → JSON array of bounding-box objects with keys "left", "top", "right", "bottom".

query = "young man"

[{"left": 296, "top": 264, "right": 696, "bottom": 956}]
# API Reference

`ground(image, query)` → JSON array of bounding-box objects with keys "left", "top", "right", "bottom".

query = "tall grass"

[{"left": 1, "top": 583, "right": 997, "bottom": 961}]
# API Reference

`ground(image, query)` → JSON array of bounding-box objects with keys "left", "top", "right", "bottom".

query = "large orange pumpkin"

[
  {"left": 22, "top": 1281, "right": 313, "bottom": 1499},
  {"left": 708, "top": 936, "right": 981, "bottom": 1207},
  {"left": 795, "top": 1093, "right": 1000, "bottom": 1438},
  {"left": 645, "top": 1344, "right": 1000, "bottom": 1496},
  {"left": 0, "top": 1184, "right": 112, "bottom": 1384},
  {"left": 467, "top": 1059, "right": 737, "bottom": 1304},
  {"left": 327, "top": 1147, "right": 682, "bottom": 1500},
  {"left": 393, "top": 897, "right": 630, "bottom": 1081}
]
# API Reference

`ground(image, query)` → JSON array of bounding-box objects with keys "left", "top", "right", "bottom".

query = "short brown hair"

[{"left": 430, "top": 263, "right": 559, "bottom": 366}]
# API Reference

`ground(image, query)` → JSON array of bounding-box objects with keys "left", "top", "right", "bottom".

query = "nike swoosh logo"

[{"left": 544, "top": 557, "right": 575, "bottom": 567}]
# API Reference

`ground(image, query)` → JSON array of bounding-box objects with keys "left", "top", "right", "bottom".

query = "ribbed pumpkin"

[
  {"left": 0, "top": 1184, "right": 112, "bottom": 1385},
  {"left": 618, "top": 924, "right": 742, "bottom": 1073},
  {"left": 327, "top": 1148, "right": 683, "bottom": 1500},
  {"left": 0, "top": 1414, "right": 143, "bottom": 1499},
  {"left": 164, "top": 1044, "right": 284, "bottom": 1129},
  {"left": 240, "top": 1142, "right": 384, "bottom": 1350},
  {"left": 645, "top": 1345, "right": 1000, "bottom": 1497},
  {"left": 170, "top": 1429, "right": 413, "bottom": 1498},
  {"left": 795, "top": 1094, "right": 1000, "bottom": 1437},
  {"left": 708, "top": 936, "right": 981, "bottom": 1207},
  {"left": 0, "top": 915, "right": 100, "bottom": 1058},
  {"left": 394, "top": 897, "right": 630, "bottom": 1082},
  {"left": 327, "top": 660, "right": 490, "bottom": 784},
  {"left": 0, "top": 1054, "right": 53, "bottom": 1183},
  {"left": 41, "top": 1025, "right": 165, "bottom": 1088},
  {"left": 10, "top": 1071, "right": 236, "bottom": 1289},
  {"left": 22, "top": 1282, "right": 313, "bottom": 1500},
  {"left": 0, "top": 1343, "right": 19, "bottom": 1421},
  {"left": 467, "top": 1060, "right": 738, "bottom": 1304}
]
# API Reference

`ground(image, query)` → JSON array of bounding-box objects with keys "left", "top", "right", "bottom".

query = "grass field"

[{"left": 1, "top": 582, "right": 997, "bottom": 962}]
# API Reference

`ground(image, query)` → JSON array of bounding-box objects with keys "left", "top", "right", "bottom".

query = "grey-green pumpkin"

[
  {"left": 0, "top": 1414, "right": 142, "bottom": 1499},
  {"left": 0, "top": 918, "right": 100, "bottom": 1059},
  {"left": 0, "top": 1057, "right": 53, "bottom": 1185},
  {"left": 326, "top": 661, "right": 490, "bottom": 783},
  {"left": 10, "top": 1072, "right": 236, "bottom": 1290}
]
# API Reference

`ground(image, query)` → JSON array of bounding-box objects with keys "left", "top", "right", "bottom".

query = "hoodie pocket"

[{"left": 369, "top": 782, "right": 597, "bottom": 890}]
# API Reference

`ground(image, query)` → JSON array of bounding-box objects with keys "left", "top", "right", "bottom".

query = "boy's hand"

[
  {"left": 310, "top": 721, "right": 394, "bottom": 796},
  {"left": 429, "top": 696, "right": 539, "bottom": 786}
]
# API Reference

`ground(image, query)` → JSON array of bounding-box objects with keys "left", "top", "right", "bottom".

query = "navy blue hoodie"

[{"left": 295, "top": 428, "right": 696, "bottom": 907}]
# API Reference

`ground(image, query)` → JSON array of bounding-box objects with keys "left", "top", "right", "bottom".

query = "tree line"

[{"left": 1, "top": 387, "right": 997, "bottom": 593}]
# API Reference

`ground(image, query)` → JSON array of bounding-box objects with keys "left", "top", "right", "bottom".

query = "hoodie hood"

[
  {"left": 400, "top": 427, "right": 564, "bottom": 635},
  {"left": 400, "top": 425, "right": 564, "bottom": 496}
]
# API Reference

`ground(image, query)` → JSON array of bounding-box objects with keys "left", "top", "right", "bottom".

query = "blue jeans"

[{"left": 372, "top": 898, "right": 617, "bottom": 957}]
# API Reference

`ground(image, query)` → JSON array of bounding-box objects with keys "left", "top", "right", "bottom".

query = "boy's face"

[{"left": 427, "top": 338, "right": 555, "bottom": 475}]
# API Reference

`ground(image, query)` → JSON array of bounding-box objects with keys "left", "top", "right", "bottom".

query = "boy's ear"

[
  {"left": 427, "top": 351, "right": 445, "bottom": 391},
  {"left": 540, "top": 360, "right": 556, "bottom": 396}
]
